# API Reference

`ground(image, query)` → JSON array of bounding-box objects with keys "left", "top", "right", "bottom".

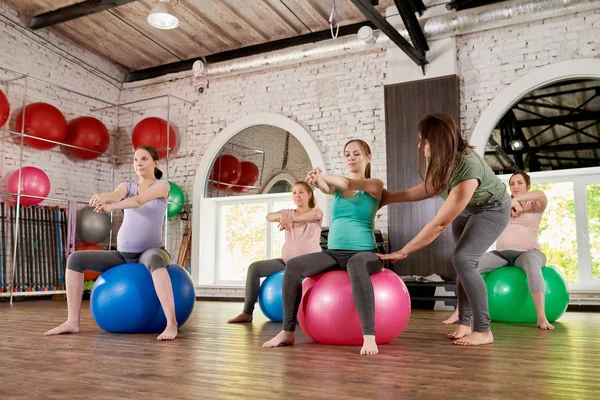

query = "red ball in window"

[
  {"left": 231, "top": 161, "right": 259, "bottom": 193},
  {"left": 210, "top": 154, "right": 241, "bottom": 190}
]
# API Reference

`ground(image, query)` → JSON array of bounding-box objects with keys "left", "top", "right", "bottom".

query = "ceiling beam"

[
  {"left": 408, "top": 0, "right": 427, "bottom": 15},
  {"left": 486, "top": 142, "right": 600, "bottom": 155},
  {"left": 515, "top": 106, "right": 599, "bottom": 141},
  {"left": 29, "top": 0, "right": 138, "bottom": 30},
  {"left": 516, "top": 111, "right": 600, "bottom": 128},
  {"left": 522, "top": 85, "right": 600, "bottom": 101},
  {"left": 393, "top": 0, "right": 429, "bottom": 56},
  {"left": 125, "top": 21, "right": 378, "bottom": 82},
  {"left": 348, "top": 0, "right": 427, "bottom": 68},
  {"left": 519, "top": 100, "right": 595, "bottom": 114}
]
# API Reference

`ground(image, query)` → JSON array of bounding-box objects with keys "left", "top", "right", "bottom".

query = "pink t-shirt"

[
  {"left": 496, "top": 201, "right": 543, "bottom": 252},
  {"left": 280, "top": 209, "right": 322, "bottom": 264}
]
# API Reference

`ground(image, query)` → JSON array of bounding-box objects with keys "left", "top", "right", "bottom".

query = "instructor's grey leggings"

[
  {"left": 282, "top": 250, "right": 383, "bottom": 335},
  {"left": 479, "top": 249, "right": 547, "bottom": 293},
  {"left": 66, "top": 248, "right": 171, "bottom": 274},
  {"left": 242, "top": 258, "right": 286, "bottom": 315},
  {"left": 452, "top": 193, "right": 511, "bottom": 333}
]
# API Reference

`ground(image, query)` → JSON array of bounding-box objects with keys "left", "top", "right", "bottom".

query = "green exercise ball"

[
  {"left": 167, "top": 181, "right": 184, "bottom": 218},
  {"left": 483, "top": 266, "right": 569, "bottom": 323}
]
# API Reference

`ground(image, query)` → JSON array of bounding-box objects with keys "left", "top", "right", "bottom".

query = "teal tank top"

[{"left": 327, "top": 190, "right": 379, "bottom": 251}]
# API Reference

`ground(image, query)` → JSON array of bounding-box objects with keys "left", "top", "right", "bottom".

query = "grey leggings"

[
  {"left": 479, "top": 249, "right": 547, "bottom": 293},
  {"left": 66, "top": 248, "right": 171, "bottom": 274},
  {"left": 452, "top": 194, "right": 511, "bottom": 333},
  {"left": 282, "top": 250, "right": 383, "bottom": 335},
  {"left": 243, "top": 258, "right": 286, "bottom": 315}
]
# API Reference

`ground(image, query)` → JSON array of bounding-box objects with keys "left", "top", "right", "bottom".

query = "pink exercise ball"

[
  {"left": 8, "top": 166, "right": 51, "bottom": 206},
  {"left": 298, "top": 269, "right": 411, "bottom": 345}
]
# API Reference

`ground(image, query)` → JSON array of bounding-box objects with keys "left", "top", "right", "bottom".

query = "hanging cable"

[{"left": 329, "top": 0, "right": 340, "bottom": 39}]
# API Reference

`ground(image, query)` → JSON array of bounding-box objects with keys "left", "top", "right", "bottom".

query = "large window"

[
  {"left": 587, "top": 184, "right": 600, "bottom": 280},
  {"left": 532, "top": 182, "right": 578, "bottom": 283},
  {"left": 216, "top": 194, "right": 294, "bottom": 284},
  {"left": 499, "top": 168, "right": 600, "bottom": 291}
]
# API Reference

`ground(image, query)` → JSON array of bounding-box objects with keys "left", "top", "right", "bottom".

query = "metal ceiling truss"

[{"left": 487, "top": 86, "right": 600, "bottom": 171}]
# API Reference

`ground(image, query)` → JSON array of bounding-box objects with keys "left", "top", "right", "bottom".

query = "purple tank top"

[{"left": 117, "top": 180, "right": 168, "bottom": 253}]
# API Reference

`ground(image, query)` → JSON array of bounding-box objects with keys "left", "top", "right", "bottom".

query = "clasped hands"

[{"left": 89, "top": 193, "right": 113, "bottom": 213}]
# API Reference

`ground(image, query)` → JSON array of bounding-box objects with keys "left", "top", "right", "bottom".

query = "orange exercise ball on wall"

[
  {"left": 62, "top": 116, "right": 110, "bottom": 160},
  {"left": 131, "top": 117, "right": 178, "bottom": 159},
  {"left": 231, "top": 161, "right": 259, "bottom": 193},
  {"left": 15, "top": 102, "right": 67, "bottom": 150}
]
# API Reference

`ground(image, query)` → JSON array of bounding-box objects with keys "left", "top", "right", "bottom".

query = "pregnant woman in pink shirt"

[
  {"left": 442, "top": 171, "right": 553, "bottom": 329},
  {"left": 228, "top": 181, "right": 322, "bottom": 323}
]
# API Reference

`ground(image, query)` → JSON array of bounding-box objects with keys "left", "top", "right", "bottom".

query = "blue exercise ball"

[
  {"left": 90, "top": 263, "right": 159, "bottom": 333},
  {"left": 258, "top": 270, "right": 284, "bottom": 322},
  {"left": 142, "top": 265, "right": 196, "bottom": 333},
  {"left": 90, "top": 263, "right": 196, "bottom": 333}
]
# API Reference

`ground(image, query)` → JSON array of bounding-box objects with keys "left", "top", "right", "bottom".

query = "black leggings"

[{"left": 282, "top": 250, "right": 382, "bottom": 335}]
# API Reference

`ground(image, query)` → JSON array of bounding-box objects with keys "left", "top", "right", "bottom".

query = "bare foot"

[
  {"left": 228, "top": 313, "right": 253, "bottom": 323},
  {"left": 44, "top": 320, "right": 80, "bottom": 336},
  {"left": 360, "top": 335, "right": 378, "bottom": 356},
  {"left": 453, "top": 331, "right": 494, "bottom": 346},
  {"left": 447, "top": 324, "right": 472, "bottom": 339},
  {"left": 263, "top": 330, "right": 295, "bottom": 348},
  {"left": 537, "top": 318, "right": 555, "bottom": 330},
  {"left": 441, "top": 310, "right": 459, "bottom": 325},
  {"left": 157, "top": 324, "right": 178, "bottom": 341}
]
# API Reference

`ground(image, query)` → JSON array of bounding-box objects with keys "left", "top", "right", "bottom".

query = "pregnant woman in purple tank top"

[{"left": 45, "top": 146, "right": 180, "bottom": 341}]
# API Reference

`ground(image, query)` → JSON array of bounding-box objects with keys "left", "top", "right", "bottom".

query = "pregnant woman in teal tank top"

[{"left": 263, "top": 139, "right": 385, "bottom": 356}]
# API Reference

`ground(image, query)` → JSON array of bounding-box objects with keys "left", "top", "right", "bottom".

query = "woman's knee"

[
  {"left": 66, "top": 252, "right": 86, "bottom": 272},
  {"left": 516, "top": 250, "right": 546, "bottom": 269},
  {"left": 283, "top": 258, "right": 306, "bottom": 278},
  {"left": 347, "top": 253, "right": 382, "bottom": 276},
  {"left": 452, "top": 251, "right": 478, "bottom": 273},
  {"left": 140, "top": 248, "right": 170, "bottom": 273}
]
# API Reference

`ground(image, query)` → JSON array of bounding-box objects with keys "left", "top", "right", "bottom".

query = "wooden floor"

[{"left": 2, "top": 300, "right": 600, "bottom": 400}]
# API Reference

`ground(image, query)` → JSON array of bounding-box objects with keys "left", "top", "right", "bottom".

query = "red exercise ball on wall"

[
  {"left": 131, "top": 117, "right": 178, "bottom": 159},
  {"left": 231, "top": 161, "right": 259, "bottom": 193},
  {"left": 15, "top": 102, "right": 68, "bottom": 150},
  {"left": 210, "top": 154, "right": 241, "bottom": 190},
  {"left": 8, "top": 166, "right": 51, "bottom": 206},
  {"left": 62, "top": 116, "right": 110, "bottom": 160},
  {"left": 0, "top": 89, "right": 9, "bottom": 128}
]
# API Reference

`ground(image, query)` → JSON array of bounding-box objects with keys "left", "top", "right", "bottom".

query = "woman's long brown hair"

[{"left": 418, "top": 114, "right": 472, "bottom": 197}]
